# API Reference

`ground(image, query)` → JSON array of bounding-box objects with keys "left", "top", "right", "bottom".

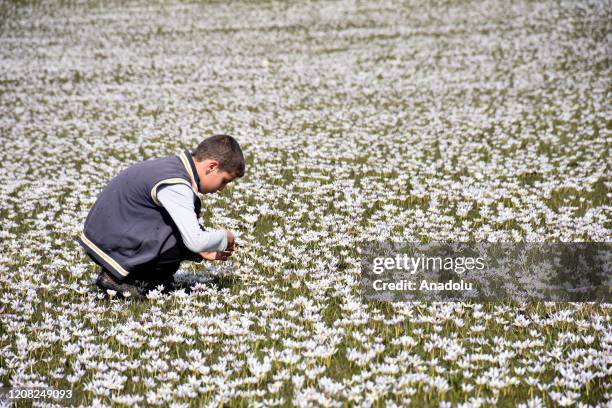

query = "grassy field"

[{"left": 0, "top": 0, "right": 610, "bottom": 406}]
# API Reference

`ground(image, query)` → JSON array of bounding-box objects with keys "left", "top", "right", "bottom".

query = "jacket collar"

[{"left": 178, "top": 149, "right": 202, "bottom": 194}]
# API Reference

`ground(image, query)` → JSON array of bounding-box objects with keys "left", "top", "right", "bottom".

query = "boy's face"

[{"left": 198, "top": 159, "right": 237, "bottom": 193}]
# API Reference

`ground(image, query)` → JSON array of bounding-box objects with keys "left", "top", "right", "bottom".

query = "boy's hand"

[
  {"left": 199, "top": 230, "right": 236, "bottom": 261},
  {"left": 225, "top": 230, "right": 235, "bottom": 251},
  {"left": 199, "top": 251, "right": 232, "bottom": 261}
]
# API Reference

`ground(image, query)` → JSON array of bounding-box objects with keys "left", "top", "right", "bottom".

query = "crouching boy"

[{"left": 77, "top": 134, "right": 245, "bottom": 299}]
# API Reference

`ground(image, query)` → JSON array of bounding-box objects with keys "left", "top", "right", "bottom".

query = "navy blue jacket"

[{"left": 77, "top": 149, "right": 202, "bottom": 280}]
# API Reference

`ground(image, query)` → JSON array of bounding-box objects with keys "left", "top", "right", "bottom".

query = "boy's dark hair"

[{"left": 191, "top": 134, "right": 245, "bottom": 177}]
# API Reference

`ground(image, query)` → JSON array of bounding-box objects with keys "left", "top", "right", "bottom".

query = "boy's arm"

[{"left": 156, "top": 183, "right": 228, "bottom": 254}]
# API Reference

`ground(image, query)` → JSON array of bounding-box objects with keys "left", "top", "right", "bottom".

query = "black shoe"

[
  {"left": 95, "top": 269, "right": 146, "bottom": 300},
  {"left": 145, "top": 276, "right": 177, "bottom": 294}
]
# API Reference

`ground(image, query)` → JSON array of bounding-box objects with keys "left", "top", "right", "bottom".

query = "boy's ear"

[{"left": 205, "top": 160, "right": 220, "bottom": 174}]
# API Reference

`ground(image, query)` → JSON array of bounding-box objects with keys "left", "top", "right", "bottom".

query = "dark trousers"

[{"left": 86, "top": 244, "right": 196, "bottom": 282}]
